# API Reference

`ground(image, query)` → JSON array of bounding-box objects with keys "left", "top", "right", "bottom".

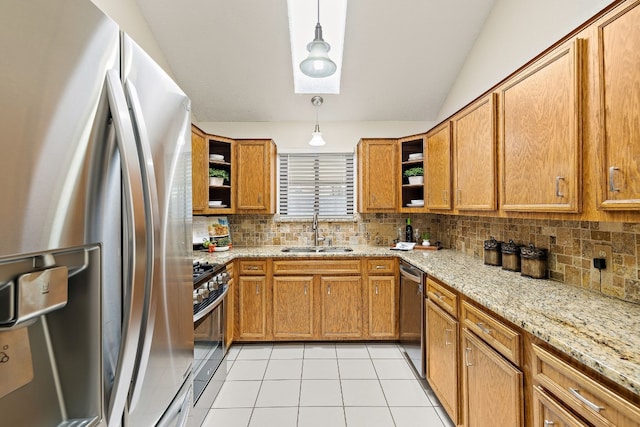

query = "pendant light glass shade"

[
  {"left": 300, "top": 23, "right": 337, "bottom": 78},
  {"left": 299, "top": 0, "right": 337, "bottom": 78},
  {"left": 309, "top": 96, "right": 326, "bottom": 146},
  {"left": 309, "top": 124, "right": 326, "bottom": 146}
]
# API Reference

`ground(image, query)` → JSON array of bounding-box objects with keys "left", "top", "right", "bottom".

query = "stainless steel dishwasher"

[{"left": 399, "top": 260, "right": 426, "bottom": 377}]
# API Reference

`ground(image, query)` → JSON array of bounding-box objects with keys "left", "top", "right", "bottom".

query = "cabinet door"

[
  {"left": 462, "top": 329, "right": 524, "bottom": 427},
  {"left": 238, "top": 276, "right": 267, "bottom": 339},
  {"left": 500, "top": 39, "right": 582, "bottom": 212},
  {"left": 357, "top": 139, "right": 398, "bottom": 212},
  {"left": 426, "top": 122, "right": 452, "bottom": 210},
  {"left": 236, "top": 140, "right": 275, "bottom": 213},
  {"left": 533, "top": 386, "right": 589, "bottom": 427},
  {"left": 320, "top": 276, "right": 362, "bottom": 338},
  {"left": 426, "top": 301, "right": 459, "bottom": 424},
  {"left": 273, "top": 276, "right": 314, "bottom": 339},
  {"left": 225, "top": 279, "right": 234, "bottom": 349},
  {"left": 596, "top": 2, "right": 640, "bottom": 209},
  {"left": 453, "top": 94, "right": 497, "bottom": 211},
  {"left": 191, "top": 127, "right": 208, "bottom": 213},
  {"left": 368, "top": 275, "right": 396, "bottom": 338}
]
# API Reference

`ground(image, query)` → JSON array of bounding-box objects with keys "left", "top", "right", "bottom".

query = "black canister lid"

[
  {"left": 501, "top": 239, "right": 522, "bottom": 254},
  {"left": 521, "top": 243, "right": 548, "bottom": 260},
  {"left": 483, "top": 237, "right": 502, "bottom": 251}
]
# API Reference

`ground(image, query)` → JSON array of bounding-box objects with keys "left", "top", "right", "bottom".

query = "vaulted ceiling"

[{"left": 136, "top": 0, "right": 496, "bottom": 122}]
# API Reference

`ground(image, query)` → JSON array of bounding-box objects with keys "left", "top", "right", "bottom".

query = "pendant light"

[
  {"left": 309, "top": 96, "right": 326, "bottom": 146},
  {"left": 299, "top": 0, "right": 337, "bottom": 78}
]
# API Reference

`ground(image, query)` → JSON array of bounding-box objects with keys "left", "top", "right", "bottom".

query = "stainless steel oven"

[
  {"left": 192, "top": 263, "right": 229, "bottom": 404},
  {"left": 399, "top": 260, "right": 425, "bottom": 377}
]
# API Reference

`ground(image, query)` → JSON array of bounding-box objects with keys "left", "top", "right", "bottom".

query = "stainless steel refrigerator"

[{"left": 0, "top": 0, "right": 194, "bottom": 426}]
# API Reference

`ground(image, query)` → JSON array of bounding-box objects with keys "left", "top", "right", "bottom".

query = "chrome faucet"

[{"left": 312, "top": 213, "right": 325, "bottom": 246}]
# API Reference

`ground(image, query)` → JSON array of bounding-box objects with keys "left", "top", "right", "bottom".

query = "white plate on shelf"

[
  {"left": 406, "top": 203, "right": 424, "bottom": 207},
  {"left": 408, "top": 153, "right": 423, "bottom": 160},
  {"left": 208, "top": 204, "right": 227, "bottom": 208},
  {"left": 411, "top": 199, "right": 424, "bottom": 205},
  {"left": 209, "top": 154, "right": 224, "bottom": 161}
]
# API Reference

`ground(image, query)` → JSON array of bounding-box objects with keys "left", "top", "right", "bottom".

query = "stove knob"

[
  {"left": 200, "top": 287, "right": 210, "bottom": 298},
  {"left": 193, "top": 290, "right": 203, "bottom": 304}
]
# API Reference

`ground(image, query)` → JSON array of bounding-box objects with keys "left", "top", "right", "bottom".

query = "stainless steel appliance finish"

[
  {"left": 192, "top": 266, "right": 229, "bottom": 403},
  {"left": 0, "top": 0, "right": 193, "bottom": 425},
  {"left": 399, "top": 261, "right": 426, "bottom": 377}
]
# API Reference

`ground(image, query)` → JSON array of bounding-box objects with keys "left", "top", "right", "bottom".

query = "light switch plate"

[{"left": 0, "top": 328, "right": 34, "bottom": 399}]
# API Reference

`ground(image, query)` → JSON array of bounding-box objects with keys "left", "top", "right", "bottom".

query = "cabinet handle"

[
  {"left": 465, "top": 347, "right": 473, "bottom": 367},
  {"left": 258, "top": 194, "right": 262, "bottom": 203},
  {"left": 304, "top": 284, "right": 307, "bottom": 295},
  {"left": 568, "top": 388, "right": 604, "bottom": 412},
  {"left": 609, "top": 166, "right": 620, "bottom": 192},
  {"left": 544, "top": 421, "right": 555, "bottom": 427},
  {"left": 443, "top": 190, "right": 448, "bottom": 204},
  {"left": 445, "top": 328, "right": 452, "bottom": 346},
  {"left": 433, "top": 291, "right": 445, "bottom": 301},
  {"left": 255, "top": 284, "right": 260, "bottom": 295},
  {"left": 555, "top": 176, "right": 565, "bottom": 198},
  {"left": 372, "top": 194, "right": 376, "bottom": 203},
  {"left": 476, "top": 322, "right": 493, "bottom": 335},
  {"left": 457, "top": 189, "right": 461, "bottom": 204},
  {"left": 375, "top": 285, "right": 379, "bottom": 295},
  {"left": 327, "top": 285, "right": 331, "bottom": 295},
  {"left": 375, "top": 265, "right": 385, "bottom": 269}
]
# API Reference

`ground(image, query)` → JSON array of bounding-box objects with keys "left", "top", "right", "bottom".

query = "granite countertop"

[{"left": 195, "top": 245, "right": 640, "bottom": 397}]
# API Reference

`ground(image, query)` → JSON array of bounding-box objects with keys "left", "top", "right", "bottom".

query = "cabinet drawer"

[
  {"left": 461, "top": 300, "right": 521, "bottom": 366},
  {"left": 426, "top": 278, "right": 457, "bottom": 318},
  {"left": 273, "top": 259, "right": 361, "bottom": 275},
  {"left": 532, "top": 344, "right": 640, "bottom": 427},
  {"left": 365, "top": 258, "right": 396, "bottom": 275},
  {"left": 238, "top": 259, "right": 268, "bottom": 275},
  {"left": 533, "top": 385, "right": 588, "bottom": 427}
]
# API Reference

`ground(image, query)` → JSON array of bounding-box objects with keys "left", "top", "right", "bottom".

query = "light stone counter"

[{"left": 195, "top": 245, "right": 640, "bottom": 397}]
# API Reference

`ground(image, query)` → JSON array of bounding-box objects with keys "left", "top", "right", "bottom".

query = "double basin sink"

[{"left": 281, "top": 247, "right": 353, "bottom": 254}]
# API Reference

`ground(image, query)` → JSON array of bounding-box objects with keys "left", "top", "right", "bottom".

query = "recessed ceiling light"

[{"left": 287, "top": 0, "right": 347, "bottom": 94}]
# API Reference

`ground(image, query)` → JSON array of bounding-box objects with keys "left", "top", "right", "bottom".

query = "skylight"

[{"left": 287, "top": 0, "right": 347, "bottom": 94}]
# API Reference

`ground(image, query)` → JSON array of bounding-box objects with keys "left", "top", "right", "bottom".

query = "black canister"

[
  {"left": 501, "top": 240, "right": 524, "bottom": 272},
  {"left": 483, "top": 237, "right": 502, "bottom": 266},
  {"left": 520, "top": 244, "right": 548, "bottom": 279}
]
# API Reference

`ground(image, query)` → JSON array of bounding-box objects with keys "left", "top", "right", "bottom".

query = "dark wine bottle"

[{"left": 405, "top": 218, "right": 413, "bottom": 242}]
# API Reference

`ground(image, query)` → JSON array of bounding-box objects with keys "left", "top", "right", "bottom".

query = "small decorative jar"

[
  {"left": 483, "top": 237, "right": 502, "bottom": 266},
  {"left": 501, "top": 240, "right": 524, "bottom": 272},
  {"left": 520, "top": 244, "right": 548, "bottom": 279}
]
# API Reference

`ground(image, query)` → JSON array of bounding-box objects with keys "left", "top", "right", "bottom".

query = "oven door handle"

[
  {"left": 193, "top": 285, "right": 229, "bottom": 323},
  {"left": 400, "top": 265, "right": 423, "bottom": 283}
]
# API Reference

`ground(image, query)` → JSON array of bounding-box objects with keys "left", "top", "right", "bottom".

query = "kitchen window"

[{"left": 279, "top": 153, "right": 354, "bottom": 219}]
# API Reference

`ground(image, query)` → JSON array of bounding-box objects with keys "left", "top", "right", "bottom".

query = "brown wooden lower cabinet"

[
  {"left": 272, "top": 276, "right": 314, "bottom": 339},
  {"left": 237, "top": 275, "right": 267, "bottom": 339},
  {"left": 426, "top": 299, "right": 459, "bottom": 425},
  {"left": 533, "top": 385, "right": 588, "bottom": 427},
  {"left": 368, "top": 275, "right": 396, "bottom": 338},
  {"left": 320, "top": 276, "right": 363, "bottom": 338},
  {"left": 462, "top": 328, "right": 524, "bottom": 427}
]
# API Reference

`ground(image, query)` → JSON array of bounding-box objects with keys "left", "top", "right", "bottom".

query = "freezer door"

[
  {"left": 0, "top": 0, "right": 119, "bottom": 256},
  {"left": 121, "top": 34, "right": 194, "bottom": 426}
]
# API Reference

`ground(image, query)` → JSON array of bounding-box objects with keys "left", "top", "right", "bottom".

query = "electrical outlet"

[
  {"left": 593, "top": 258, "right": 606, "bottom": 270},
  {"left": 593, "top": 244, "right": 611, "bottom": 270}
]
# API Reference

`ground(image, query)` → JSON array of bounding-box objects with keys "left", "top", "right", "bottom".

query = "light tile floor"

[{"left": 198, "top": 342, "right": 455, "bottom": 427}]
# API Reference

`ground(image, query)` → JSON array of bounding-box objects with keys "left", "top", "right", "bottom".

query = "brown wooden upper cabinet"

[
  {"left": 453, "top": 94, "right": 497, "bottom": 211},
  {"left": 357, "top": 139, "right": 398, "bottom": 212},
  {"left": 235, "top": 139, "right": 276, "bottom": 214},
  {"left": 191, "top": 126, "right": 234, "bottom": 214},
  {"left": 595, "top": 1, "right": 640, "bottom": 209},
  {"left": 426, "top": 122, "right": 452, "bottom": 210},
  {"left": 399, "top": 135, "right": 426, "bottom": 212},
  {"left": 499, "top": 39, "right": 583, "bottom": 212}
]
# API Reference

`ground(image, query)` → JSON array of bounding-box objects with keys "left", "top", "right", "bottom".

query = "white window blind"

[{"left": 279, "top": 153, "right": 354, "bottom": 219}]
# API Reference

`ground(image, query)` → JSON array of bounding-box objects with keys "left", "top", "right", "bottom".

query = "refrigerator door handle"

[
  {"left": 123, "top": 80, "right": 160, "bottom": 411},
  {"left": 105, "top": 69, "right": 149, "bottom": 427}
]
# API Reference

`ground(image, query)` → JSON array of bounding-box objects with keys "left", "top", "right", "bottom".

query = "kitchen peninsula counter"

[{"left": 195, "top": 245, "right": 640, "bottom": 398}]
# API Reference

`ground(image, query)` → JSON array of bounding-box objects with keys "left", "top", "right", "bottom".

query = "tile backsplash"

[{"left": 198, "top": 213, "right": 640, "bottom": 304}]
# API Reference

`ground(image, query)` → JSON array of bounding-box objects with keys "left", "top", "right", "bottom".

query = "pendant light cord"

[{"left": 317, "top": 0, "right": 320, "bottom": 25}]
